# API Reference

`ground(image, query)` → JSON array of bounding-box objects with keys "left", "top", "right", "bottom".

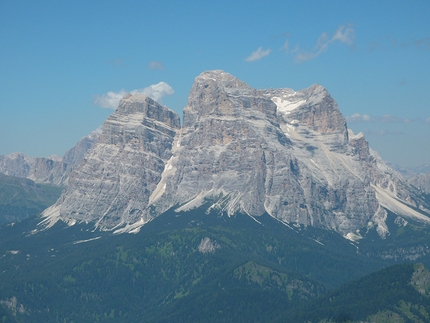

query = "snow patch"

[{"left": 272, "top": 97, "right": 305, "bottom": 114}]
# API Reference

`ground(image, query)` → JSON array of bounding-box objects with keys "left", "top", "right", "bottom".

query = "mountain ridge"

[
  {"left": 0, "top": 130, "right": 100, "bottom": 186},
  {"left": 39, "top": 70, "right": 430, "bottom": 239}
]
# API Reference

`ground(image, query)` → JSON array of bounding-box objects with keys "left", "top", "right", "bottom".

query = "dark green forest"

[
  {"left": 0, "top": 173, "right": 63, "bottom": 224},
  {"left": 0, "top": 207, "right": 429, "bottom": 322}
]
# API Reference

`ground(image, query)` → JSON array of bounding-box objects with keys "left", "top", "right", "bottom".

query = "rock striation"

[
  {"left": 41, "top": 70, "right": 430, "bottom": 237},
  {"left": 0, "top": 130, "right": 99, "bottom": 186},
  {"left": 42, "top": 94, "right": 180, "bottom": 231},
  {"left": 409, "top": 172, "right": 430, "bottom": 195}
]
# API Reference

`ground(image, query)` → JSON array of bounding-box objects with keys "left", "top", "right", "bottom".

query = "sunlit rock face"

[
  {"left": 409, "top": 172, "right": 430, "bottom": 195},
  {"left": 42, "top": 70, "right": 430, "bottom": 237},
  {"left": 42, "top": 94, "right": 180, "bottom": 230},
  {"left": 149, "top": 70, "right": 429, "bottom": 237},
  {"left": 0, "top": 130, "right": 99, "bottom": 186}
]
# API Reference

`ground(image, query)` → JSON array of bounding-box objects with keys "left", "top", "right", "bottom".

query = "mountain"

[
  {"left": 1, "top": 70, "right": 430, "bottom": 322},
  {"left": 41, "top": 70, "right": 430, "bottom": 239},
  {"left": 42, "top": 94, "right": 181, "bottom": 230},
  {"left": 409, "top": 172, "right": 430, "bottom": 195},
  {"left": 0, "top": 173, "right": 63, "bottom": 224},
  {"left": 0, "top": 206, "right": 429, "bottom": 323},
  {"left": 0, "top": 130, "right": 100, "bottom": 186}
]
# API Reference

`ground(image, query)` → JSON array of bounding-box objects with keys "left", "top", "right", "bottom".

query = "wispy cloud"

[
  {"left": 346, "top": 113, "right": 415, "bottom": 124},
  {"left": 347, "top": 113, "right": 372, "bottom": 123},
  {"left": 105, "top": 58, "right": 126, "bottom": 67},
  {"left": 426, "top": 117, "right": 430, "bottom": 123},
  {"left": 288, "top": 24, "right": 355, "bottom": 62},
  {"left": 245, "top": 47, "right": 272, "bottom": 62},
  {"left": 415, "top": 37, "right": 430, "bottom": 49},
  {"left": 93, "top": 82, "right": 174, "bottom": 109},
  {"left": 365, "top": 129, "right": 404, "bottom": 136},
  {"left": 147, "top": 61, "right": 164, "bottom": 70}
]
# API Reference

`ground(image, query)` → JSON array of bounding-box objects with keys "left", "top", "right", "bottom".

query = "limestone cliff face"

[
  {"left": 0, "top": 131, "right": 99, "bottom": 186},
  {"left": 0, "top": 153, "right": 70, "bottom": 186},
  {"left": 409, "top": 172, "right": 430, "bottom": 194},
  {"left": 41, "top": 70, "right": 430, "bottom": 238},
  {"left": 149, "top": 70, "right": 287, "bottom": 218},
  {"left": 42, "top": 94, "right": 180, "bottom": 231},
  {"left": 63, "top": 130, "right": 100, "bottom": 167},
  {"left": 149, "top": 70, "right": 429, "bottom": 238}
]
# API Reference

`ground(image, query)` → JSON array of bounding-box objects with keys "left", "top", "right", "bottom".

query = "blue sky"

[{"left": 1, "top": 0, "right": 429, "bottom": 167}]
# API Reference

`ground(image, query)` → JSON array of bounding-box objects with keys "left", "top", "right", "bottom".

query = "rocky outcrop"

[
  {"left": 41, "top": 94, "right": 180, "bottom": 231},
  {"left": 409, "top": 172, "right": 430, "bottom": 194},
  {"left": 63, "top": 129, "right": 101, "bottom": 166},
  {"left": 149, "top": 70, "right": 430, "bottom": 238},
  {"left": 0, "top": 131, "right": 99, "bottom": 186},
  {"left": 41, "top": 70, "right": 430, "bottom": 238}
]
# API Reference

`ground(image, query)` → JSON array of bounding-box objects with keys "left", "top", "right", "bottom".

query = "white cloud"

[
  {"left": 346, "top": 113, "right": 416, "bottom": 124},
  {"left": 346, "top": 113, "right": 372, "bottom": 123},
  {"left": 147, "top": 61, "right": 164, "bottom": 70},
  {"left": 294, "top": 24, "right": 355, "bottom": 62},
  {"left": 426, "top": 117, "right": 430, "bottom": 123},
  {"left": 93, "top": 82, "right": 174, "bottom": 109},
  {"left": 93, "top": 90, "right": 128, "bottom": 109},
  {"left": 245, "top": 47, "right": 272, "bottom": 62},
  {"left": 140, "top": 82, "right": 174, "bottom": 102}
]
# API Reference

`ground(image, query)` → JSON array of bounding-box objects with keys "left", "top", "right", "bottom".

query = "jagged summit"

[
  {"left": 184, "top": 70, "right": 277, "bottom": 127},
  {"left": 40, "top": 70, "right": 430, "bottom": 238},
  {"left": 194, "top": 70, "right": 252, "bottom": 90},
  {"left": 41, "top": 93, "right": 181, "bottom": 231}
]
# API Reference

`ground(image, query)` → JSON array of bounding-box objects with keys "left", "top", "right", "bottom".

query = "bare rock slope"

[
  {"left": 0, "top": 130, "right": 100, "bottom": 186},
  {"left": 42, "top": 94, "right": 180, "bottom": 231},
  {"left": 42, "top": 70, "right": 430, "bottom": 237}
]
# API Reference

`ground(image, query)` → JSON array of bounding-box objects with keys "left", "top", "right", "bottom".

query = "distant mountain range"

[
  {"left": 0, "top": 173, "right": 62, "bottom": 224},
  {"left": 0, "top": 129, "right": 99, "bottom": 186}
]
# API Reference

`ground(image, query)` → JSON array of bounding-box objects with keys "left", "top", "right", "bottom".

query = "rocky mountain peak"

[
  {"left": 40, "top": 70, "right": 430, "bottom": 238},
  {"left": 41, "top": 93, "right": 181, "bottom": 231},
  {"left": 184, "top": 70, "right": 277, "bottom": 127}
]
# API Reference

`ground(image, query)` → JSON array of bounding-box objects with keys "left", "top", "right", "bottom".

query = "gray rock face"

[
  {"left": 149, "top": 70, "right": 430, "bottom": 238},
  {"left": 42, "top": 94, "right": 180, "bottom": 231},
  {"left": 63, "top": 130, "right": 101, "bottom": 167},
  {"left": 409, "top": 172, "right": 430, "bottom": 194},
  {"left": 0, "top": 153, "right": 70, "bottom": 186},
  {"left": 41, "top": 70, "right": 430, "bottom": 237},
  {"left": 0, "top": 131, "right": 99, "bottom": 186}
]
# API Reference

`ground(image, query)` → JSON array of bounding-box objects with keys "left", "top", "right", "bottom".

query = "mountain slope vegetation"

[
  {"left": 276, "top": 263, "right": 430, "bottom": 323},
  {"left": 0, "top": 173, "right": 62, "bottom": 224},
  {"left": 0, "top": 207, "right": 429, "bottom": 322}
]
